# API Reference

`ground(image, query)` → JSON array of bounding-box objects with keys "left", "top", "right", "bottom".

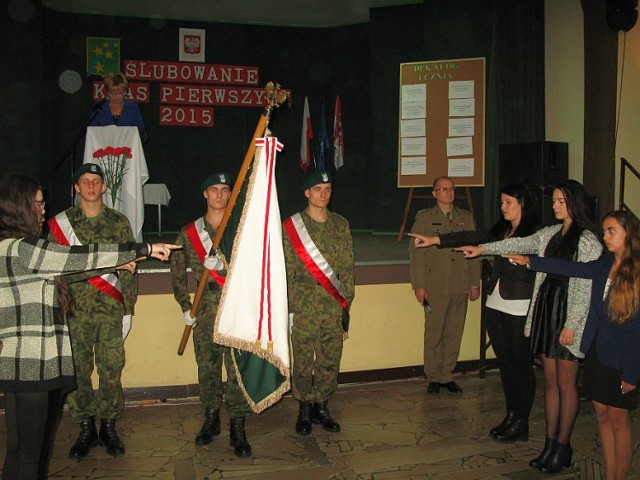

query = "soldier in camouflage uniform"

[
  {"left": 48, "top": 163, "right": 136, "bottom": 459},
  {"left": 170, "top": 172, "right": 252, "bottom": 458},
  {"left": 283, "top": 170, "right": 355, "bottom": 436}
]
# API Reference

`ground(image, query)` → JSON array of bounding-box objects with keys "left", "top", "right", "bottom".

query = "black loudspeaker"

[
  {"left": 499, "top": 141, "right": 568, "bottom": 188},
  {"left": 606, "top": 0, "right": 638, "bottom": 32},
  {"left": 534, "top": 187, "right": 600, "bottom": 227}
]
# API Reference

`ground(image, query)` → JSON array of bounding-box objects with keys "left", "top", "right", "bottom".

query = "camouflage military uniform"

[
  {"left": 48, "top": 206, "right": 136, "bottom": 422},
  {"left": 283, "top": 209, "right": 355, "bottom": 403},
  {"left": 170, "top": 219, "right": 250, "bottom": 416}
]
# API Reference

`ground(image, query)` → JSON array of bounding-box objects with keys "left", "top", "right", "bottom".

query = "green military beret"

[
  {"left": 201, "top": 172, "right": 233, "bottom": 192},
  {"left": 73, "top": 163, "right": 104, "bottom": 184},
  {"left": 302, "top": 170, "right": 333, "bottom": 190}
]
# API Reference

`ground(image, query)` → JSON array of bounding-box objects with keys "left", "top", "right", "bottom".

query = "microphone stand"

[{"left": 53, "top": 104, "right": 104, "bottom": 206}]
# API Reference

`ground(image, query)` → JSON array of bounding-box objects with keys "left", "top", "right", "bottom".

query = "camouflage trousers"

[
  {"left": 291, "top": 312, "right": 344, "bottom": 403},
  {"left": 66, "top": 308, "right": 124, "bottom": 422},
  {"left": 193, "top": 308, "right": 251, "bottom": 416}
]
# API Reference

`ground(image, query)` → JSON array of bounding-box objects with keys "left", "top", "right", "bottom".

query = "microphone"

[{"left": 91, "top": 98, "right": 108, "bottom": 112}]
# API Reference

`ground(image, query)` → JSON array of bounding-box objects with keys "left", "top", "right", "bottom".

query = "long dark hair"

[
  {"left": 604, "top": 210, "right": 640, "bottom": 323},
  {"left": 554, "top": 179, "right": 601, "bottom": 258},
  {"left": 489, "top": 183, "right": 539, "bottom": 241},
  {"left": 0, "top": 173, "right": 42, "bottom": 240}
]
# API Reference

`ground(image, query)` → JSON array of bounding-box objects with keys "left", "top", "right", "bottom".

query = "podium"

[{"left": 83, "top": 126, "right": 149, "bottom": 242}]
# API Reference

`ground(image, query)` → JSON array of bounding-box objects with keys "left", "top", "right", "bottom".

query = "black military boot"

[
  {"left": 69, "top": 416, "right": 98, "bottom": 459},
  {"left": 99, "top": 419, "right": 125, "bottom": 457},
  {"left": 195, "top": 407, "right": 221, "bottom": 445},
  {"left": 229, "top": 417, "right": 252, "bottom": 458},
  {"left": 311, "top": 401, "right": 341, "bottom": 432},
  {"left": 296, "top": 402, "right": 313, "bottom": 436}
]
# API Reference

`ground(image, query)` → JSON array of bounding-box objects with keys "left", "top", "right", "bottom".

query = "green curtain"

[{"left": 483, "top": 0, "right": 545, "bottom": 227}]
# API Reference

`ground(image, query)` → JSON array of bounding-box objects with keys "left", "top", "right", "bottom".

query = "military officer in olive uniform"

[
  {"left": 408, "top": 176, "right": 481, "bottom": 394},
  {"left": 48, "top": 163, "right": 136, "bottom": 459},
  {"left": 170, "top": 172, "right": 252, "bottom": 458},
  {"left": 283, "top": 170, "right": 355, "bottom": 436}
]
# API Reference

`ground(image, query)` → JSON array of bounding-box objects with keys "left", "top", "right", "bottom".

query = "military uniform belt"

[{"left": 295, "top": 276, "right": 321, "bottom": 286}]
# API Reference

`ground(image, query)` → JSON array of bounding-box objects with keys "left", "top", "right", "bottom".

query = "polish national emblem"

[
  {"left": 321, "top": 172, "right": 329, "bottom": 182},
  {"left": 183, "top": 35, "right": 201, "bottom": 55},
  {"left": 219, "top": 173, "right": 227, "bottom": 184}
]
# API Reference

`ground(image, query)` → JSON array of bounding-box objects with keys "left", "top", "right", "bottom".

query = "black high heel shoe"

[
  {"left": 492, "top": 415, "right": 528, "bottom": 442},
  {"left": 539, "top": 442, "right": 572, "bottom": 473},
  {"left": 489, "top": 410, "right": 517, "bottom": 438},
  {"left": 529, "top": 437, "right": 556, "bottom": 469}
]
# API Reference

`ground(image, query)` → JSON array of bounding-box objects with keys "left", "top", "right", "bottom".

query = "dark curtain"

[
  {"left": 581, "top": 0, "right": 618, "bottom": 214},
  {"left": 483, "top": 0, "right": 545, "bottom": 227}
]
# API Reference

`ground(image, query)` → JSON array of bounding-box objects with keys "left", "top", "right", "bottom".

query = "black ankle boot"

[
  {"left": 99, "top": 419, "right": 125, "bottom": 457},
  {"left": 539, "top": 442, "right": 572, "bottom": 473},
  {"left": 229, "top": 417, "right": 252, "bottom": 458},
  {"left": 490, "top": 410, "right": 517, "bottom": 438},
  {"left": 195, "top": 407, "right": 221, "bottom": 445},
  {"left": 311, "top": 401, "right": 341, "bottom": 432},
  {"left": 69, "top": 416, "right": 98, "bottom": 459},
  {"left": 296, "top": 402, "right": 313, "bottom": 436},
  {"left": 529, "top": 437, "right": 556, "bottom": 469},
  {"left": 492, "top": 415, "right": 528, "bottom": 442}
]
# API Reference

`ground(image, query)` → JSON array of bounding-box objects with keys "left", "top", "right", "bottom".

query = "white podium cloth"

[
  {"left": 83, "top": 126, "right": 148, "bottom": 242},
  {"left": 143, "top": 184, "right": 171, "bottom": 236}
]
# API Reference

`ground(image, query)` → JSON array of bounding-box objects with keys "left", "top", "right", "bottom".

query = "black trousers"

[
  {"left": 485, "top": 307, "right": 536, "bottom": 418},
  {"left": 2, "top": 389, "right": 63, "bottom": 480}
]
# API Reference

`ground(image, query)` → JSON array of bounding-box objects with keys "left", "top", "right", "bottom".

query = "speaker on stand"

[{"left": 499, "top": 141, "right": 569, "bottom": 226}]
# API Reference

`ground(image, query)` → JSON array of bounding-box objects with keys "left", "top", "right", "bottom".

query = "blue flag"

[{"left": 317, "top": 98, "right": 329, "bottom": 171}]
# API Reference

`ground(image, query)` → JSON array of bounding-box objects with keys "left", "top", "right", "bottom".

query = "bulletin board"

[{"left": 397, "top": 57, "right": 485, "bottom": 188}]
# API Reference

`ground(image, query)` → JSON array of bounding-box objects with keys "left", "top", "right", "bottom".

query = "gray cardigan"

[
  {"left": 0, "top": 237, "right": 143, "bottom": 392},
  {"left": 481, "top": 225, "right": 603, "bottom": 358}
]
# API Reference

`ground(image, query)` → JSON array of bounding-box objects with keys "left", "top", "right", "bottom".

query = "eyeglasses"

[
  {"left": 108, "top": 90, "right": 126, "bottom": 96},
  {"left": 434, "top": 187, "right": 456, "bottom": 193},
  {"left": 34, "top": 200, "right": 46, "bottom": 209}
]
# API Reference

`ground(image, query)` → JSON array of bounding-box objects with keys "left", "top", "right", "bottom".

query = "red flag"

[
  {"left": 300, "top": 97, "right": 313, "bottom": 172},
  {"left": 333, "top": 95, "right": 344, "bottom": 170}
]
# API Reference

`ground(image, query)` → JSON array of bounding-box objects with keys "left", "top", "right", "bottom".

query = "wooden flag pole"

[{"left": 178, "top": 82, "right": 288, "bottom": 355}]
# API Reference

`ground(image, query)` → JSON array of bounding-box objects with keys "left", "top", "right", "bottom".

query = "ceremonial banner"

[
  {"left": 299, "top": 97, "right": 313, "bottom": 172},
  {"left": 83, "top": 126, "right": 149, "bottom": 241},
  {"left": 215, "top": 136, "right": 290, "bottom": 413},
  {"left": 317, "top": 98, "right": 329, "bottom": 171},
  {"left": 87, "top": 37, "right": 120, "bottom": 76},
  {"left": 333, "top": 94, "right": 345, "bottom": 170}
]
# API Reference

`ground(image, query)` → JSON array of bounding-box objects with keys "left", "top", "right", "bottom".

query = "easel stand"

[{"left": 397, "top": 186, "right": 476, "bottom": 242}]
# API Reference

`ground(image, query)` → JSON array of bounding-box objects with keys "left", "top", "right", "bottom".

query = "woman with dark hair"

[
  {"left": 506, "top": 210, "right": 640, "bottom": 480},
  {"left": 410, "top": 183, "right": 539, "bottom": 441},
  {"left": 457, "top": 180, "right": 603, "bottom": 473},
  {"left": 0, "top": 173, "right": 176, "bottom": 479}
]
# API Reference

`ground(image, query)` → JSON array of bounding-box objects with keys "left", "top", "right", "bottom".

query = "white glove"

[
  {"left": 203, "top": 253, "right": 224, "bottom": 271},
  {"left": 122, "top": 314, "right": 132, "bottom": 339},
  {"left": 183, "top": 310, "right": 196, "bottom": 326}
]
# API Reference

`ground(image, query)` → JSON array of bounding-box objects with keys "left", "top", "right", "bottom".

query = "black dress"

[
  {"left": 529, "top": 231, "right": 580, "bottom": 361},
  {"left": 582, "top": 342, "right": 639, "bottom": 409}
]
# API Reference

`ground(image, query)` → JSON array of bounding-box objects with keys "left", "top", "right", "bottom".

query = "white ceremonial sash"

[
  {"left": 184, "top": 218, "right": 225, "bottom": 286},
  {"left": 48, "top": 212, "right": 124, "bottom": 304},
  {"left": 283, "top": 213, "right": 347, "bottom": 309}
]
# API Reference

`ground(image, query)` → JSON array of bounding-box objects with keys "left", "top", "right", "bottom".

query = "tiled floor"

[{"left": 2, "top": 371, "right": 640, "bottom": 479}]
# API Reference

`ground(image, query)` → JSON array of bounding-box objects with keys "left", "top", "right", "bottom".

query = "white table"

[{"left": 143, "top": 184, "right": 171, "bottom": 237}]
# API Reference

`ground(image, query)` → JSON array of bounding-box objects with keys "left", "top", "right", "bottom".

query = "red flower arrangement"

[{"left": 92, "top": 146, "right": 132, "bottom": 206}]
